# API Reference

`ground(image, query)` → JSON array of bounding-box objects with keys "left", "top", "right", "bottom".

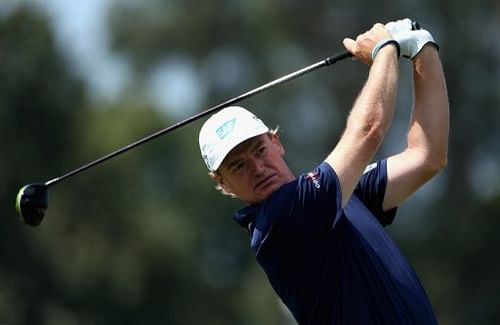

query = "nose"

[{"left": 248, "top": 156, "right": 265, "bottom": 175}]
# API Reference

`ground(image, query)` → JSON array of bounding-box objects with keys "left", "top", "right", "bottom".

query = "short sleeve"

[
  {"left": 354, "top": 159, "right": 396, "bottom": 226},
  {"left": 295, "top": 162, "right": 343, "bottom": 227}
]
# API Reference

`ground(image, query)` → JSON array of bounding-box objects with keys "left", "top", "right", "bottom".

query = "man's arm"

[
  {"left": 383, "top": 45, "right": 449, "bottom": 211},
  {"left": 326, "top": 23, "right": 399, "bottom": 207}
]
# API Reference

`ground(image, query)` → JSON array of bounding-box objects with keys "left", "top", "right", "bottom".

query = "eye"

[
  {"left": 231, "top": 161, "right": 245, "bottom": 174},
  {"left": 255, "top": 145, "right": 267, "bottom": 157}
]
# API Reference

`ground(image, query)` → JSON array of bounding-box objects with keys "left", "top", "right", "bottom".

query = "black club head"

[{"left": 15, "top": 183, "right": 48, "bottom": 226}]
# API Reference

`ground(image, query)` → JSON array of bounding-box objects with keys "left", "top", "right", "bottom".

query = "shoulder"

[{"left": 299, "top": 162, "right": 342, "bottom": 194}]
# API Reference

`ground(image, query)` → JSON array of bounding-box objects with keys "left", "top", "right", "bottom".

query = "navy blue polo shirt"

[{"left": 234, "top": 160, "right": 437, "bottom": 324}]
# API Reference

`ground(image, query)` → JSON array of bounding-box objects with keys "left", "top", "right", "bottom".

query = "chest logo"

[{"left": 306, "top": 171, "right": 321, "bottom": 189}]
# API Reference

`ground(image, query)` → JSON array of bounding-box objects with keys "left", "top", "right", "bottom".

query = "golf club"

[
  {"left": 15, "top": 50, "right": 353, "bottom": 226},
  {"left": 15, "top": 18, "right": 422, "bottom": 226}
]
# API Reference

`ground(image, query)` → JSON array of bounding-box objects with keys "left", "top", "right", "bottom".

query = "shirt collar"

[
  {"left": 232, "top": 179, "right": 296, "bottom": 229},
  {"left": 233, "top": 204, "right": 259, "bottom": 228}
]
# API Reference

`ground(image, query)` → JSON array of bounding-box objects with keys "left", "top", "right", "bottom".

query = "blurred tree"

[
  {"left": 1, "top": 0, "right": 499, "bottom": 324},
  {"left": 0, "top": 5, "right": 86, "bottom": 324}
]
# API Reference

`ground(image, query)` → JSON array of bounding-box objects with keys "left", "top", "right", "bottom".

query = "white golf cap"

[{"left": 199, "top": 106, "right": 269, "bottom": 171}]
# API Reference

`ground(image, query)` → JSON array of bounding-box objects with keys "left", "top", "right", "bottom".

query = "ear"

[
  {"left": 270, "top": 133, "right": 285, "bottom": 155},
  {"left": 210, "top": 172, "right": 233, "bottom": 194}
]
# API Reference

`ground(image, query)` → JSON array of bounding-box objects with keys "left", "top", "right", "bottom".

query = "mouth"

[{"left": 254, "top": 174, "right": 277, "bottom": 192}]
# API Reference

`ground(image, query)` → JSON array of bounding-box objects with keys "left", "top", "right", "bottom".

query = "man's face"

[{"left": 213, "top": 133, "right": 294, "bottom": 205}]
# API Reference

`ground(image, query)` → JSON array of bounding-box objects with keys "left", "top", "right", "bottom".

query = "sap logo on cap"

[{"left": 216, "top": 118, "right": 236, "bottom": 139}]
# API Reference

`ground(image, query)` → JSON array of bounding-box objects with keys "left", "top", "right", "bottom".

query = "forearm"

[
  {"left": 327, "top": 45, "right": 399, "bottom": 206},
  {"left": 407, "top": 45, "right": 449, "bottom": 169},
  {"left": 348, "top": 46, "right": 399, "bottom": 139}
]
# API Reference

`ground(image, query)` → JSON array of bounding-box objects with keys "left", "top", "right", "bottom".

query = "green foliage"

[
  {"left": 0, "top": 6, "right": 85, "bottom": 324},
  {"left": 1, "top": 1, "right": 500, "bottom": 324}
]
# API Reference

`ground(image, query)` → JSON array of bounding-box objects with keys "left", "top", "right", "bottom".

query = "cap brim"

[{"left": 210, "top": 127, "right": 269, "bottom": 171}]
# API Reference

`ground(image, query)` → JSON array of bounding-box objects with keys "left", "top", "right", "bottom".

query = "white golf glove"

[{"left": 385, "top": 18, "right": 438, "bottom": 59}]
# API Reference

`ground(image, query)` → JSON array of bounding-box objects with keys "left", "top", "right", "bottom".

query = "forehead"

[{"left": 222, "top": 134, "right": 269, "bottom": 164}]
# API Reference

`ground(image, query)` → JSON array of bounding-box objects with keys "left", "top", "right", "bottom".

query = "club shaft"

[{"left": 45, "top": 50, "right": 352, "bottom": 187}]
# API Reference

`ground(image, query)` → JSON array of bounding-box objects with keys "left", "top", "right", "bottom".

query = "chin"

[{"left": 255, "top": 184, "right": 280, "bottom": 201}]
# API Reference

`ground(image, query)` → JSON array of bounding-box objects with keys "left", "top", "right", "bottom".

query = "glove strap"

[
  {"left": 410, "top": 41, "right": 439, "bottom": 60},
  {"left": 371, "top": 39, "right": 401, "bottom": 60}
]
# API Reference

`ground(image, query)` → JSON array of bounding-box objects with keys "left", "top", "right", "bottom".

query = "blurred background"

[{"left": 1, "top": 0, "right": 499, "bottom": 324}]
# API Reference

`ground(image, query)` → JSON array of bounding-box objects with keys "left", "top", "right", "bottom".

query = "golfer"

[{"left": 199, "top": 18, "right": 448, "bottom": 324}]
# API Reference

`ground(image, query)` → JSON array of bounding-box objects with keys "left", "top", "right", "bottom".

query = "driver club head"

[{"left": 15, "top": 183, "right": 48, "bottom": 226}]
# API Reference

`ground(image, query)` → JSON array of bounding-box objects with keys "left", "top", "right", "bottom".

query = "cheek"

[
  {"left": 223, "top": 174, "right": 249, "bottom": 194},
  {"left": 270, "top": 151, "right": 287, "bottom": 168}
]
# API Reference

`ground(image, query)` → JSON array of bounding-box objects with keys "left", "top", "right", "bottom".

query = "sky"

[
  {"left": 34, "top": 0, "right": 129, "bottom": 101},
  {"left": 1, "top": 0, "right": 204, "bottom": 117}
]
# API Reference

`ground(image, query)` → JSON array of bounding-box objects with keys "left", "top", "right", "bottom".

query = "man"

[{"left": 198, "top": 18, "right": 449, "bottom": 324}]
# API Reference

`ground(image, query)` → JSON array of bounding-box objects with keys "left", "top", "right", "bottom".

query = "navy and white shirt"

[{"left": 234, "top": 160, "right": 438, "bottom": 325}]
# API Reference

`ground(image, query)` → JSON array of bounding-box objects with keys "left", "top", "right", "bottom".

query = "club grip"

[
  {"left": 326, "top": 20, "right": 420, "bottom": 65},
  {"left": 324, "top": 51, "right": 353, "bottom": 66}
]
